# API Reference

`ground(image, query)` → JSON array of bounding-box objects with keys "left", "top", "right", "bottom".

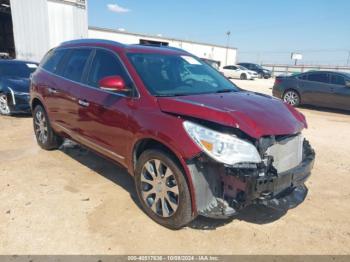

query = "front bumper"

[
  {"left": 7, "top": 93, "right": 31, "bottom": 114},
  {"left": 187, "top": 139, "right": 315, "bottom": 219}
]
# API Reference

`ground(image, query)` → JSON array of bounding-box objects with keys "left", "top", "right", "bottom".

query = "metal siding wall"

[
  {"left": 88, "top": 28, "right": 237, "bottom": 67},
  {"left": 10, "top": 0, "right": 50, "bottom": 62},
  {"left": 47, "top": 1, "right": 88, "bottom": 49}
]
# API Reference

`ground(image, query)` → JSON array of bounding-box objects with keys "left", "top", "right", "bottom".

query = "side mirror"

[
  {"left": 99, "top": 76, "right": 130, "bottom": 93},
  {"left": 346, "top": 80, "right": 350, "bottom": 88}
]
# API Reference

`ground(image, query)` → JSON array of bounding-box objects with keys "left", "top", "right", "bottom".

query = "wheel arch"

[
  {"left": 283, "top": 88, "right": 302, "bottom": 104},
  {"left": 31, "top": 97, "right": 44, "bottom": 111},
  {"left": 131, "top": 137, "right": 197, "bottom": 214}
]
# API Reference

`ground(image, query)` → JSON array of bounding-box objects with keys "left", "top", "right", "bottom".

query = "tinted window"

[
  {"left": 41, "top": 49, "right": 66, "bottom": 73},
  {"left": 87, "top": 50, "right": 129, "bottom": 88},
  {"left": 231, "top": 66, "right": 237, "bottom": 70},
  {"left": 330, "top": 74, "right": 345, "bottom": 85},
  {"left": 308, "top": 73, "right": 329, "bottom": 83},
  {"left": 61, "top": 49, "right": 91, "bottom": 82},
  {"left": 223, "top": 66, "right": 230, "bottom": 69},
  {"left": 299, "top": 74, "right": 308, "bottom": 80},
  {"left": 0, "top": 62, "right": 38, "bottom": 78}
]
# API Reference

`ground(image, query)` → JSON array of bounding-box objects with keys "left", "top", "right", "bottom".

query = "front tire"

[
  {"left": 134, "top": 149, "right": 194, "bottom": 229},
  {"left": 0, "top": 94, "right": 11, "bottom": 115},
  {"left": 33, "top": 105, "right": 63, "bottom": 150},
  {"left": 283, "top": 90, "right": 300, "bottom": 107}
]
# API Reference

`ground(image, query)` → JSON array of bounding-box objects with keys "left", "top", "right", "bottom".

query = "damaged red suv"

[{"left": 30, "top": 39, "right": 315, "bottom": 229}]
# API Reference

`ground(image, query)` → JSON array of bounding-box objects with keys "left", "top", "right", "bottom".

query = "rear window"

[
  {"left": 0, "top": 62, "right": 38, "bottom": 78},
  {"left": 41, "top": 49, "right": 67, "bottom": 73}
]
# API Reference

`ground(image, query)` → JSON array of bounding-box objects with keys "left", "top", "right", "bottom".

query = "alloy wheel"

[
  {"left": 0, "top": 94, "right": 10, "bottom": 115},
  {"left": 283, "top": 90, "right": 300, "bottom": 106},
  {"left": 140, "top": 159, "right": 179, "bottom": 218},
  {"left": 34, "top": 109, "right": 48, "bottom": 144}
]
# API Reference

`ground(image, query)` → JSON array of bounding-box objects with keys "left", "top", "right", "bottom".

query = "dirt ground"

[{"left": 1, "top": 78, "right": 350, "bottom": 255}]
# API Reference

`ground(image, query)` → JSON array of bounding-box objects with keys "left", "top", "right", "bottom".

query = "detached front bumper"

[{"left": 187, "top": 140, "right": 315, "bottom": 219}]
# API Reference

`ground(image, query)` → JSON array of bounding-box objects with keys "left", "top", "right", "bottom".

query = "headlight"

[{"left": 183, "top": 121, "right": 261, "bottom": 165}]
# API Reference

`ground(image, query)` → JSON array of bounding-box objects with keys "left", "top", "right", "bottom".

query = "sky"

[{"left": 88, "top": 0, "right": 350, "bottom": 65}]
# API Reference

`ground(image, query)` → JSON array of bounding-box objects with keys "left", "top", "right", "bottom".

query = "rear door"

[
  {"left": 53, "top": 48, "right": 93, "bottom": 133},
  {"left": 230, "top": 65, "right": 240, "bottom": 78},
  {"left": 329, "top": 73, "right": 350, "bottom": 110},
  {"left": 39, "top": 48, "right": 71, "bottom": 125},
  {"left": 72, "top": 48, "right": 135, "bottom": 166},
  {"left": 298, "top": 72, "right": 332, "bottom": 107}
]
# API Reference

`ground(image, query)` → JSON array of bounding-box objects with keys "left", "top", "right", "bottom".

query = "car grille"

[{"left": 266, "top": 134, "right": 303, "bottom": 173}]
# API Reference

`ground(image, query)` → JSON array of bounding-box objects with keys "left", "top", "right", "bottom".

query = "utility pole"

[
  {"left": 225, "top": 31, "right": 231, "bottom": 66},
  {"left": 347, "top": 51, "right": 350, "bottom": 66}
]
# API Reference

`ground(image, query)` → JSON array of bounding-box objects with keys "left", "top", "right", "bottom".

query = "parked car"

[
  {"left": 0, "top": 60, "right": 38, "bottom": 115},
  {"left": 200, "top": 58, "right": 220, "bottom": 70},
  {"left": 237, "top": 62, "right": 272, "bottom": 79},
  {"left": 221, "top": 65, "right": 258, "bottom": 80},
  {"left": 273, "top": 71, "right": 350, "bottom": 110},
  {"left": 30, "top": 39, "right": 315, "bottom": 229}
]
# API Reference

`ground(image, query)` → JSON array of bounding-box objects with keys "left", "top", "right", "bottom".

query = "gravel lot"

[{"left": 1, "top": 78, "right": 350, "bottom": 255}]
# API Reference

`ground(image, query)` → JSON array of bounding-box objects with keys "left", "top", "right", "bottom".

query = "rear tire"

[
  {"left": 240, "top": 73, "right": 247, "bottom": 80},
  {"left": 134, "top": 149, "right": 194, "bottom": 229},
  {"left": 283, "top": 90, "right": 300, "bottom": 107},
  {"left": 33, "top": 105, "right": 63, "bottom": 150}
]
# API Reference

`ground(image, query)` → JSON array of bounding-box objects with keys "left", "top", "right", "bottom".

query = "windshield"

[
  {"left": 127, "top": 53, "right": 239, "bottom": 96},
  {"left": 0, "top": 62, "right": 38, "bottom": 78}
]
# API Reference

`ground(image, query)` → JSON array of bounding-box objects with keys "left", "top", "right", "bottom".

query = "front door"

[
  {"left": 329, "top": 73, "right": 350, "bottom": 110},
  {"left": 73, "top": 49, "right": 134, "bottom": 166}
]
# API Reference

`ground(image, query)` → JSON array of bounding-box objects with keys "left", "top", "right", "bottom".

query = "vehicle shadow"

[
  {"left": 59, "top": 141, "right": 142, "bottom": 209},
  {"left": 189, "top": 205, "right": 287, "bottom": 230},
  {"left": 59, "top": 140, "right": 289, "bottom": 231},
  {"left": 3, "top": 113, "right": 32, "bottom": 118}
]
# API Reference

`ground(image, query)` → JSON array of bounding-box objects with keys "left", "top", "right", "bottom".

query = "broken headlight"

[{"left": 183, "top": 121, "right": 261, "bottom": 166}]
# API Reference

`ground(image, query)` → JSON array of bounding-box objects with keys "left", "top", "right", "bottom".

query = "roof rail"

[
  {"left": 131, "top": 43, "right": 189, "bottom": 53},
  {"left": 60, "top": 38, "right": 125, "bottom": 47}
]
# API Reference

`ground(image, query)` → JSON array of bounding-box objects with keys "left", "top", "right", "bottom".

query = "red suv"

[{"left": 30, "top": 39, "right": 315, "bottom": 229}]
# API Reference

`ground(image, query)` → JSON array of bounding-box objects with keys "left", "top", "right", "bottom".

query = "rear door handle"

[
  {"left": 48, "top": 87, "right": 59, "bottom": 94},
  {"left": 78, "top": 99, "right": 90, "bottom": 107}
]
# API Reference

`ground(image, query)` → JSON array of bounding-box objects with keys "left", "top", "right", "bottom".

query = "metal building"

[
  {"left": 0, "top": 0, "right": 88, "bottom": 62},
  {"left": 89, "top": 26, "right": 237, "bottom": 67},
  {"left": 0, "top": 0, "right": 237, "bottom": 65}
]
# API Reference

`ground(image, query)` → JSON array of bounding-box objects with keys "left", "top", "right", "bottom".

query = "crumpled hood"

[
  {"left": 157, "top": 91, "right": 307, "bottom": 139},
  {"left": 1, "top": 77, "right": 30, "bottom": 93}
]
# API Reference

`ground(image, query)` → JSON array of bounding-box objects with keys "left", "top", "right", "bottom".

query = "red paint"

[
  {"left": 30, "top": 40, "right": 309, "bottom": 214},
  {"left": 99, "top": 75, "right": 127, "bottom": 92}
]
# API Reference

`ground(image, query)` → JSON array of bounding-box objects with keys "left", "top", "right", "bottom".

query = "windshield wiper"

[{"left": 215, "top": 89, "right": 235, "bottom": 93}]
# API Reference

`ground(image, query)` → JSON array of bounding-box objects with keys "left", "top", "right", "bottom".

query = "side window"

[
  {"left": 61, "top": 49, "right": 92, "bottom": 82},
  {"left": 308, "top": 73, "right": 329, "bottom": 83},
  {"left": 330, "top": 74, "right": 345, "bottom": 86},
  {"left": 87, "top": 50, "right": 128, "bottom": 88},
  {"left": 41, "top": 49, "right": 67, "bottom": 73},
  {"left": 299, "top": 74, "right": 308, "bottom": 80},
  {"left": 223, "top": 66, "right": 230, "bottom": 69},
  {"left": 231, "top": 66, "right": 237, "bottom": 70}
]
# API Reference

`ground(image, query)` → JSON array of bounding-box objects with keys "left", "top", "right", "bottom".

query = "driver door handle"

[
  {"left": 48, "top": 87, "right": 59, "bottom": 94},
  {"left": 78, "top": 99, "right": 90, "bottom": 107}
]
